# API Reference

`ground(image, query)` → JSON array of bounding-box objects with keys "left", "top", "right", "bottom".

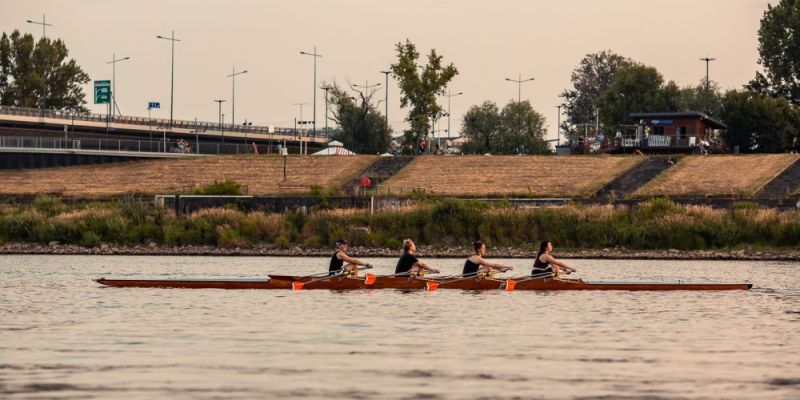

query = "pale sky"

[{"left": 2, "top": 0, "right": 771, "bottom": 140}]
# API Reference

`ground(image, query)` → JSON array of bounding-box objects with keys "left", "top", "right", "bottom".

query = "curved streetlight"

[
  {"left": 300, "top": 47, "right": 322, "bottom": 138},
  {"left": 380, "top": 70, "right": 391, "bottom": 128},
  {"left": 505, "top": 74, "right": 535, "bottom": 104},
  {"left": 445, "top": 90, "right": 463, "bottom": 139},
  {"left": 106, "top": 54, "right": 130, "bottom": 117},
  {"left": 27, "top": 15, "right": 53, "bottom": 117},
  {"left": 157, "top": 30, "right": 181, "bottom": 128},
  {"left": 227, "top": 68, "right": 247, "bottom": 128}
]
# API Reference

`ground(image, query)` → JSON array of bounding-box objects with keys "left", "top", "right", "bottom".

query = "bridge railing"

[
  {"left": 0, "top": 105, "right": 330, "bottom": 139},
  {"left": 0, "top": 135, "right": 284, "bottom": 155}
]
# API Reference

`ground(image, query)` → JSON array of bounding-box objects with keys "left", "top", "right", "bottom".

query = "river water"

[{"left": 1, "top": 255, "right": 798, "bottom": 399}]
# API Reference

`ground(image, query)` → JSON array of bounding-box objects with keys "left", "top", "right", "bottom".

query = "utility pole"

[
  {"left": 555, "top": 105, "right": 561, "bottom": 146},
  {"left": 321, "top": 86, "right": 331, "bottom": 137},
  {"left": 445, "top": 89, "right": 463, "bottom": 139}
]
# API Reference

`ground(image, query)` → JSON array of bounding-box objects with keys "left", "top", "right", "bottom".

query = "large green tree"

[
  {"left": 719, "top": 90, "right": 798, "bottom": 153},
  {"left": 595, "top": 64, "right": 674, "bottom": 133},
  {"left": 748, "top": 0, "right": 800, "bottom": 105},
  {"left": 390, "top": 40, "right": 458, "bottom": 147},
  {"left": 559, "top": 51, "right": 633, "bottom": 138},
  {"left": 0, "top": 30, "right": 90, "bottom": 112},
  {"left": 324, "top": 82, "right": 391, "bottom": 154},
  {"left": 461, "top": 100, "right": 547, "bottom": 154}
]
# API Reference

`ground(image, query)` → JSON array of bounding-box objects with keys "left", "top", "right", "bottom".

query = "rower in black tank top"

[
  {"left": 463, "top": 259, "right": 481, "bottom": 275},
  {"left": 329, "top": 251, "right": 344, "bottom": 274},
  {"left": 531, "top": 254, "right": 553, "bottom": 275}
]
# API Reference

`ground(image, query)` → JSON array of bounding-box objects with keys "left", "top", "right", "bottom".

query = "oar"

[
  {"left": 426, "top": 267, "right": 516, "bottom": 291},
  {"left": 292, "top": 265, "right": 375, "bottom": 291}
]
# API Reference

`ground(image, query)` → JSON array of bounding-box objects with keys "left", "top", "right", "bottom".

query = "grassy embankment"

[{"left": 1, "top": 196, "right": 798, "bottom": 251}]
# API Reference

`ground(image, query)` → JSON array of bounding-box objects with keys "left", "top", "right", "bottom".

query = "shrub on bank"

[{"left": 0, "top": 196, "right": 797, "bottom": 250}]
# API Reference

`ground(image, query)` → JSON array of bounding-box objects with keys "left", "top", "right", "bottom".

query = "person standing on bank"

[
  {"left": 329, "top": 239, "right": 371, "bottom": 275},
  {"left": 532, "top": 240, "right": 577, "bottom": 276},
  {"left": 463, "top": 240, "right": 514, "bottom": 276},
  {"left": 395, "top": 239, "right": 439, "bottom": 277}
]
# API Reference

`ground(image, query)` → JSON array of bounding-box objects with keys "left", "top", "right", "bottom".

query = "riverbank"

[{"left": 2, "top": 242, "right": 798, "bottom": 261}]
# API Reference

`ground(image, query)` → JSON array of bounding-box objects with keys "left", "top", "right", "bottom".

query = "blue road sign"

[{"left": 148, "top": 102, "right": 161, "bottom": 109}]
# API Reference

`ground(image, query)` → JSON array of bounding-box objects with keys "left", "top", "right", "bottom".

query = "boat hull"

[{"left": 94, "top": 276, "right": 752, "bottom": 291}]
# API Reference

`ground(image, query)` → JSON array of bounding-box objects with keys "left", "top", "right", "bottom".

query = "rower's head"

[
  {"left": 403, "top": 239, "right": 416, "bottom": 254},
  {"left": 537, "top": 240, "right": 552, "bottom": 257},
  {"left": 473, "top": 240, "right": 485, "bottom": 256},
  {"left": 335, "top": 238, "right": 349, "bottom": 251}
]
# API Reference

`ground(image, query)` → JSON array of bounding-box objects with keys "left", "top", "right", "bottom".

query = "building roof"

[{"left": 629, "top": 112, "right": 727, "bottom": 129}]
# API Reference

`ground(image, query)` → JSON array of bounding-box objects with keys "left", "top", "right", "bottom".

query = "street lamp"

[
  {"left": 351, "top": 81, "right": 381, "bottom": 98},
  {"left": 380, "top": 70, "right": 391, "bottom": 128},
  {"left": 106, "top": 54, "right": 130, "bottom": 118},
  {"left": 445, "top": 89, "right": 463, "bottom": 140},
  {"left": 156, "top": 30, "right": 181, "bottom": 128},
  {"left": 320, "top": 86, "right": 331, "bottom": 137},
  {"left": 26, "top": 14, "right": 53, "bottom": 117},
  {"left": 300, "top": 47, "right": 322, "bottom": 138},
  {"left": 700, "top": 57, "right": 716, "bottom": 112},
  {"left": 214, "top": 99, "right": 226, "bottom": 143},
  {"left": 505, "top": 74, "right": 535, "bottom": 104},
  {"left": 555, "top": 105, "right": 562, "bottom": 146},
  {"left": 227, "top": 67, "right": 247, "bottom": 128}
]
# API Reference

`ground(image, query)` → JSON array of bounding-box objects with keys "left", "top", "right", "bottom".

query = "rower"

[
  {"left": 463, "top": 240, "right": 513, "bottom": 277},
  {"left": 395, "top": 239, "right": 440, "bottom": 278},
  {"left": 329, "top": 239, "right": 371, "bottom": 276},
  {"left": 532, "top": 240, "right": 576, "bottom": 276}
]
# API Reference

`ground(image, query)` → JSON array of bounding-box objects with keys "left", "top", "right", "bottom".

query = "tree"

[
  {"left": 559, "top": 51, "right": 633, "bottom": 139},
  {"left": 461, "top": 100, "right": 548, "bottom": 154},
  {"left": 595, "top": 64, "right": 671, "bottom": 133},
  {"left": 719, "top": 90, "right": 798, "bottom": 153},
  {"left": 324, "top": 82, "right": 391, "bottom": 154},
  {"left": 674, "top": 80, "right": 723, "bottom": 116},
  {"left": 748, "top": 0, "right": 800, "bottom": 105},
  {"left": 390, "top": 39, "right": 458, "bottom": 148},
  {"left": 461, "top": 101, "right": 501, "bottom": 154},
  {"left": 0, "top": 30, "right": 90, "bottom": 112},
  {"left": 498, "top": 101, "right": 548, "bottom": 154}
]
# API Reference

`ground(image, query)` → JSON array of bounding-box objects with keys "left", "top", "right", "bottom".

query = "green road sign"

[{"left": 94, "top": 80, "right": 111, "bottom": 104}]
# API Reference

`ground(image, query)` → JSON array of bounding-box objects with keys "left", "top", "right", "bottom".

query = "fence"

[{"left": 0, "top": 135, "right": 272, "bottom": 155}]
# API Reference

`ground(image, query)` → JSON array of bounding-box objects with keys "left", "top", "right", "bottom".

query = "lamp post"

[
  {"left": 445, "top": 89, "right": 463, "bottom": 140},
  {"left": 300, "top": 47, "right": 322, "bottom": 138},
  {"left": 321, "top": 86, "right": 331, "bottom": 137},
  {"left": 505, "top": 74, "right": 535, "bottom": 104},
  {"left": 700, "top": 57, "right": 715, "bottom": 112},
  {"left": 106, "top": 54, "right": 130, "bottom": 118},
  {"left": 26, "top": 14, "right": 53, "bottom": 117},
  {"left": 156, "top": 30, "right": 180, "bottom": 128},
  {"left": 380, "top": 70, "right": 391, "bottom": 128},
  {"left": 214, "top": 99, "right": 225, "bottom": 144},
  {"left": 555, "top": 105, "right": 562, "bottom": 146},
  {"left": 227, "top": 67, "right": 247, "bottom": 128}
]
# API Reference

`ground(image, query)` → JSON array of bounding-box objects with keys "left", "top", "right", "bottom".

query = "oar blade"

[
  {"left": 291, "top": 281, "right": 304, "bottom": 291},
  {"left": 505, "top": 279, "right": 517, "bottom": 292},
  {"left": 365, "top": 273, "right": 377, "bottom": 285},
  {"left": 426, "top": 281, "right": 439, "bottom": 291}
]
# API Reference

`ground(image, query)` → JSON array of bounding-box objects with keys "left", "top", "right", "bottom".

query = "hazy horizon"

[{"left": 1, "top": 0, "right": 772, "bottom": 140}]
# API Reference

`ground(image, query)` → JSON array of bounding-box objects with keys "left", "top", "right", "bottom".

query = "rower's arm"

[
  {"left": 415, "top": 260, "right": 440, "bottom": 273},
  {"left": 475, "top": 257, "right": 513, "bottom": 271},
  {"left": 339, "top": 253, "right": 370, "bottom": 267},
  {"left": 544, "top": 254, "right": 576, "bottom": 272}
]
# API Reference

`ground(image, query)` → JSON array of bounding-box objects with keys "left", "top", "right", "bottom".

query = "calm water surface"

[{"left": 1, "top": 255, "right": 798, "bottom": 399}]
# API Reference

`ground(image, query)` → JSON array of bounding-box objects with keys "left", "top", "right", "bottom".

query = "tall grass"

[{"left": 0, "top": 196, "right": 797, "bottom": 250}]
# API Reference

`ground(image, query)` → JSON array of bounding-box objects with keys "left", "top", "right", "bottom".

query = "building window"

[
  {"left": 653, "top": 126, "right": 665, "bottom": 135},
  {"left": 676, "top": 126, "right": 686, "bottom": 141}
]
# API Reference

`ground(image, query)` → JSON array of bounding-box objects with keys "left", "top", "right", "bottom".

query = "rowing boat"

[{"left": 94, "top": 275, "right": 752, "bottom": 291}]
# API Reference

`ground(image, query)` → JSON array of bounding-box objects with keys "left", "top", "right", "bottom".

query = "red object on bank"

[{"left": 359, "top": 177, "right": 372, "bottom": 187}]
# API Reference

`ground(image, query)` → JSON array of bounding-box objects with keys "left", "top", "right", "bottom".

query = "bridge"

[{"left": 0, "top": 106, "right": 329, "bottom": 168}]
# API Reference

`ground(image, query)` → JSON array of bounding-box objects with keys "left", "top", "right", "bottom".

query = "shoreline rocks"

[{"left": 0, "top": 242, "right": 798, "bottom": 261}]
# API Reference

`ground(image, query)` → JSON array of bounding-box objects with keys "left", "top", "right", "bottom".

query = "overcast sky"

[{"left": 2, "top": 0, "right": 771, "bottom": 140}]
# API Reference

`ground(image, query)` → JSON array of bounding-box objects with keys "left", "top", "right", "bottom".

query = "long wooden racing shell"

[{"left": 94, "top": 275, "right": 753, "bottom": 291}]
